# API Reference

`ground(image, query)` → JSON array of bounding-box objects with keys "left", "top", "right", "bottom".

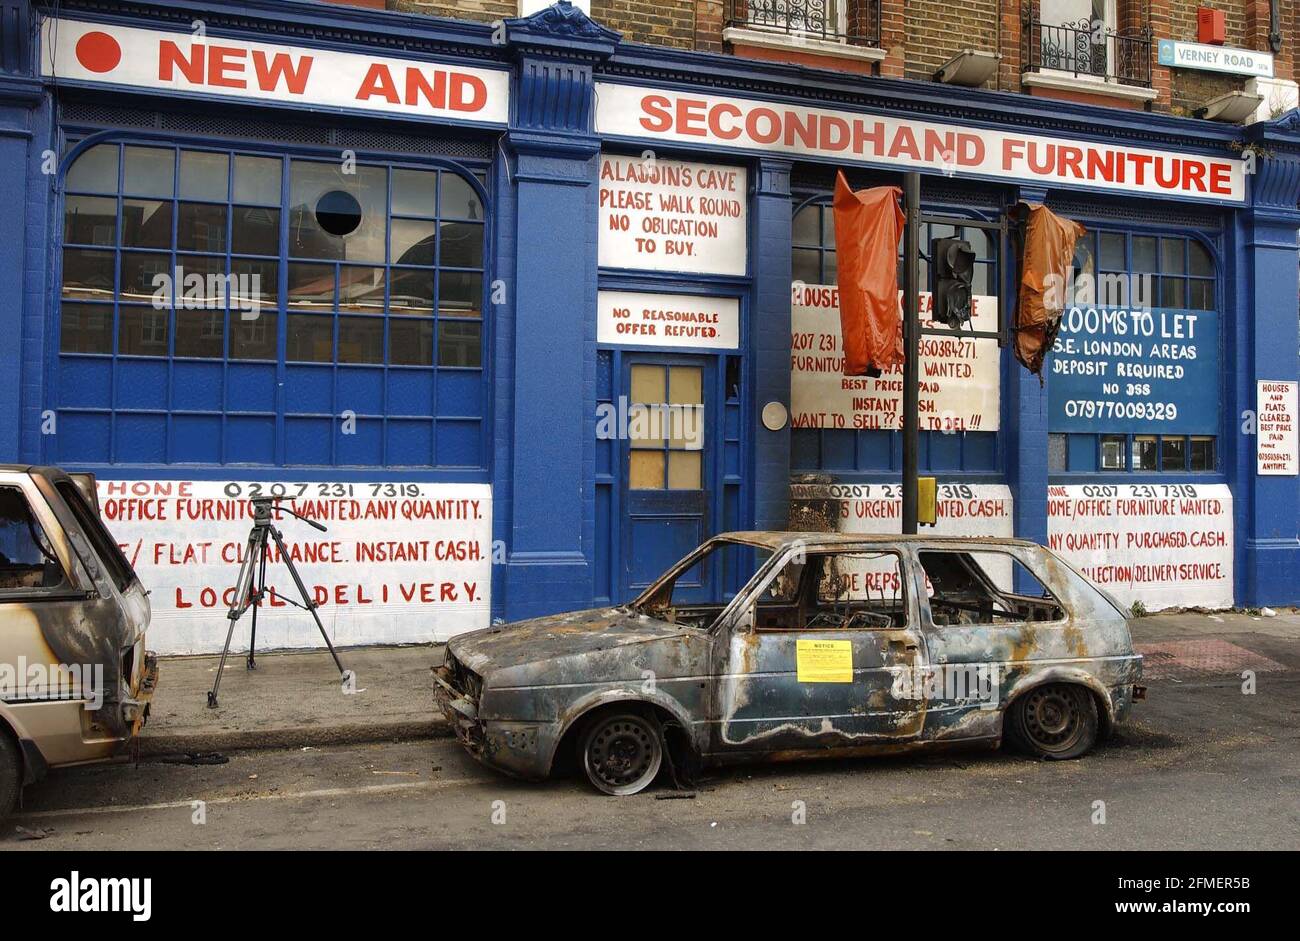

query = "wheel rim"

[
  {"left": 585, "top": 716, "right": 660, "bottom": 794},
  {"left": 1020, "top": 686, "right": 1086, "bottom": 754}
]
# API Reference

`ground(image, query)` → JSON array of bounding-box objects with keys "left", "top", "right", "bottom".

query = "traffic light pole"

[{"left": 902, "top": 171, "right": 920, "bottom": 536}]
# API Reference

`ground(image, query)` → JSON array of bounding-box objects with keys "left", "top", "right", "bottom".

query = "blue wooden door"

[{"left": 619, "top": 356, "right": 713, "bottom": 602}]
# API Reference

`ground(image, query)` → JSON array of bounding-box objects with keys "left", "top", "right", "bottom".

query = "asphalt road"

[{"left": 4, "top": 664, "right": 1298, "bottom": 851}]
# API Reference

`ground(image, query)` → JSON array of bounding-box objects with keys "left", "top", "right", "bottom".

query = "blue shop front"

[{"left": 1, "top": 0, "right": 1297, "bottom": 655}]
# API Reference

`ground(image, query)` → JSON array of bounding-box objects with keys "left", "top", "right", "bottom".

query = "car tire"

[
  {"left": 580, "top": 712, "right": 663, "bottom": 796},
  {"left": 0, "top": 730, "right": 21, "bottom": 823},
  {"left": 1006, "top": 683, "right": 1098, "bottom": 760}
]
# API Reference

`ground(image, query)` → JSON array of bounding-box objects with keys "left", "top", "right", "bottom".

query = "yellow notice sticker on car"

[{"left": 796, "top": 639, "right": 853, "bottom": 683}]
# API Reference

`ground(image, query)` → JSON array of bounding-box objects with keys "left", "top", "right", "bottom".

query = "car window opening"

[{"left": 919, "top": 550, "right": 1064, "bottom": 626}]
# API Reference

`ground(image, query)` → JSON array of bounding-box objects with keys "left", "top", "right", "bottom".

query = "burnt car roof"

[{"left": 713, "top": 531, "right": 1041, "bottom": 550}]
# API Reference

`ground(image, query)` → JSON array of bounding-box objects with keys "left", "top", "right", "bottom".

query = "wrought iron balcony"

[
  {"left": 727, "top": 0, "right": 882, "bottom": 49},
  {"left": 1023, "top": 15, "right": 1153, "bottom": 88}
]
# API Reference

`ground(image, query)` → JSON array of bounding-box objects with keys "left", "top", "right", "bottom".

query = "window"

[
  {"left": 1100, "top": 434, "right": 1126, "bottom": 470},
  {"left": 1048, "top": 433, "right": 1068, "bottom": 472},
  {"left": 789, "top": 196, "right": 1000, "bottom": 475},
  {"left": 56, "top": 142, "right": 489, "bottom": 468},
  {"left": 628, "top": 364, "right": 704, "bottom": 491},
  {"left": 743, "top": 0, "right": 848, "bottom": 42},
  {"left": 1051, "top": 230, "right": 1219, "bottom": 475},
  {"left": 754, "top": 550, "right": 909, "bottom": 631},
  {"left": 55, "top": 481, "right": 135, "bottom": 592},
  {"left": 1189, "top": 436, "right": 1215, "bottom": 471},
  {"left": 918, "top": 550, "right": 1063, "bottom": 626},
  {"left": 0, "top": 488, "right": 65, "bottom": 592}
]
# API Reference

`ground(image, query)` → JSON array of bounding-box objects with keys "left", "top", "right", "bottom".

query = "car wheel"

[
  {"left": 0, "top": 731, "right": 21, "bottom": 823},
  {"left": 580, "top": 712, "right": 663, "bottom": 796},
  {"left": 1007, "top": 684, "right": 1098, "bottom": 760}
]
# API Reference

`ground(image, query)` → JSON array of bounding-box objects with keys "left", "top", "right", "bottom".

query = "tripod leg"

[
  {"left": 269, "top": 525, "right": 348, "bottom": 677},
  {"left": 247, "top": 543, "right": 268, "bottom": 671},
  {"left": 208, "top": 528, "right": 264, "bottom": 708}
]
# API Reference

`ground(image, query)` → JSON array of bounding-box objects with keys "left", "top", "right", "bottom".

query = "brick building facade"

[{"left": 344, "top": 0, "right": 1299, "bottom": 116}]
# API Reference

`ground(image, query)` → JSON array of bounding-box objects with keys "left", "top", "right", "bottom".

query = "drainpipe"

[{"left": 1268, "top": 0, "right": 1282, "bottom": 54}]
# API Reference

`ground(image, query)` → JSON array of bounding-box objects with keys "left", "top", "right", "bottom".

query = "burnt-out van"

[{"left": 0, "top": 465, "right": 157, "bottom": 821}]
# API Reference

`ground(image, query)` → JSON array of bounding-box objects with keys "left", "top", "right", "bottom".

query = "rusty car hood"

[{"left": 448, "top": 607, "right": 692, "bottom": 675}]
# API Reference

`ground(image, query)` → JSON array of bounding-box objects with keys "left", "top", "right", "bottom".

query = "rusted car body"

[
  {"left": 0, "top": 465, "right": 157, "bottom": 819},
  {"left": 435, "top": 532, "right": 1143, "bottom": 795}
]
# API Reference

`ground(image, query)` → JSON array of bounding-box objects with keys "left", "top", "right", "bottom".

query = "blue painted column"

[
  {"left": 751, "top": 158, "right": 793, "bottom": 529},
  {"left": 0, "top": 1, "right": 40, "bottom": 462},
  {"left": 1236, "top": 119, "right": 1300, "bottom": 606},
  {"left": 498, "top": 4, "right": 619, "bottom": 619},
  {"left": 1006, "top": 186, "right": 1049, "bottom": 548}
]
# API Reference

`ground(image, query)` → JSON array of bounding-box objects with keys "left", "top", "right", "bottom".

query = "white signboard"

[
  {"left": 598, "top": 153, "right": 748, "bottom": 275},
  {"left": 96, "top": 480, "right": 492, "bottom": 655},
  {"left": 790, "top": 482, "right": 1015, "bottom": 590},
  {"left": 1048, "top": 483, "right": 1233, "bottom": 611},
  {"left": 791, "top": 283, "right": 1000, "bottom": 432},
  {"left": 598, "top": 290, "right": 739, "bottom": 350},
  {"left": 1257, "top": 380, "right": 1298, "bottom": 475},
  {"left": 594, "top": 82, "right": 1246, "bottom": 203},
  {"left": 41, "top": 18, "right": 510, "bottom": 125},
  {"left": 1157, "top": 39, "right": 1274, "bottom": 78}
]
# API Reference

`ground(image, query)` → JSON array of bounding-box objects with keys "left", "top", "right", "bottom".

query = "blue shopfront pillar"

[
  {"left": 1237, "top": 117, "right": 1300, "bottom": 606},
  {"left": 498, "top": 3, "right": 619, "bottom": 618},
  {"left": 0, "top": 1, "right": 40, "bottom": 463},
  {"left": 1006, "top": 185, "right": 1050, "bottom": 548},
  {"left": 751, "top": 158, "right": 793, "bottom": 529}
]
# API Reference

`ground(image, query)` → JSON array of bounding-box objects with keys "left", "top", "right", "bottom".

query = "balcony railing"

[
  {"left": 727, "top": 0, "right": 882, "bottom": 49},
  {"left": 1023, "top": 15, "right": 1153, "bottom": 88}
]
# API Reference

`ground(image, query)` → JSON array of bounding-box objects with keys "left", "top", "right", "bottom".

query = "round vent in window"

[{"left": 315, "top": 190, "right": 363, "bottom": 237}]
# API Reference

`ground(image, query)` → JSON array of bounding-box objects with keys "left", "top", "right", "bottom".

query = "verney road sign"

[{"left": 1157, "top": 39, "right": 1274, "bottom": 78}]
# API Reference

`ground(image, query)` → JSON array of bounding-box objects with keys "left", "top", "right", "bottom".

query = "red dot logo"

[{"left": 75, "top": 31, "right": 122, "bottom": 74}]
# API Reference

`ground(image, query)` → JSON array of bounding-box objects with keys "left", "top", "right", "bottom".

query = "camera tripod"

[{"left": 207, "top": 496, "right": 349, "bottom": 708}]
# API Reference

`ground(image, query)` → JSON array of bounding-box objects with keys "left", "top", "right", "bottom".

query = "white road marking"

[{"left": 13, "top": 777, "right": 477, "bottom": 821}]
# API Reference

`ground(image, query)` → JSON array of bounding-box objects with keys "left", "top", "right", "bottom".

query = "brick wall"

[
  {"left": 591, "top": 0, "right": 696, "bottom": 49},
  {"left": 1167, "top": 0, "right": 1249, "bottom": 114},
  {"left": 904, "top": 0, "right": 998, "bottom": 82},
  {"left": 387, "top": 0, "right": 514, "bottom": 24}
]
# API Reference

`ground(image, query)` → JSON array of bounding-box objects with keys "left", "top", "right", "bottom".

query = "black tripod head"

[{"left": 250, "top": 495, "right": 329, "bottom": 532}]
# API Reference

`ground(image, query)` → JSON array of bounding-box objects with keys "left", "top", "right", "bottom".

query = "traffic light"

[{"left": 932, "top": 237, "right": 976, "bottom": 329}]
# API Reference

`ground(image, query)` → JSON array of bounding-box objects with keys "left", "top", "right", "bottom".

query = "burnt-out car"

[
  {"left": 0, "top": 466, "right": 157, "bottom": 821},
  {"left": 434, "top": 532, "right": 1143, "bottom": 795}
]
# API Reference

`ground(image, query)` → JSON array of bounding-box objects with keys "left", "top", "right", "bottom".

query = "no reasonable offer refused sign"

[
  {"left": 598, "top": 290, "right": 739, "bottom": 350},
  {"left": 41, "top": 18, "right": 510, "bottom": 126},
  {"left": 594, "top": 82, "right": 1245, "bottom": 204}
]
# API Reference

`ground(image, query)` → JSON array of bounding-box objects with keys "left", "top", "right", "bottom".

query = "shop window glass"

[
  {"left": 179, "top": 151, "right": 229, "bottom": 202},
  {"left": 65, "top": 144, "right": 119, "bottom": 194},
  {"left": 56, "top": 142, "right": 488, "bottom": 469},
  {"left": 1161, "top": 238, "right": 1185, "bottom": 275},
  {"left": 1132, "top": 236, "right": 1157, "bottom": 272},
  {"left": 234, "top": 155, "right": 282, "bottom": 206},
  {"left": 1132, "top": 435, "right": 1157, "bottom": 470},
  {"left": 64, "top": 196, "right": 117, "bottom": 246},
  {"left": 1189, "top": 241, "right": 1213, "bottom": 276},
  {"left": 123, "top": 146, "right": 174, "bottom": 197},
  {"left": 1099, "top": 231, "right": 1125, "bottom": 269},
  {"left": 628, "top": 364, "right": 703, "bottom": 490},
  {"left": 1161, "top": 436, "right": 1186, "bottom": 470},
  {"left": 1189, "top": 436, "right": 1215, "bottom": 471},
  {"left": 1100, "top": 435, "right": 1126, "bottom": 470}
]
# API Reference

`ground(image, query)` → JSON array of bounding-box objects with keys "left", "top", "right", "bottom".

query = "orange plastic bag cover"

[
  {"left": 832, "top": 172, "right": 904, "bottom": 376},
  {"left": 1015, "top": 201, "right": 1085, "bottom": 376}
]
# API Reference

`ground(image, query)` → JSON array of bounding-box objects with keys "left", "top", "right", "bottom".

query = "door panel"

[
  {"left": 708, "top": 549, "right": 926, "bottom": 756},
  {"left": 620, "top": 357, "right": 712, "bottom": 601}
]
